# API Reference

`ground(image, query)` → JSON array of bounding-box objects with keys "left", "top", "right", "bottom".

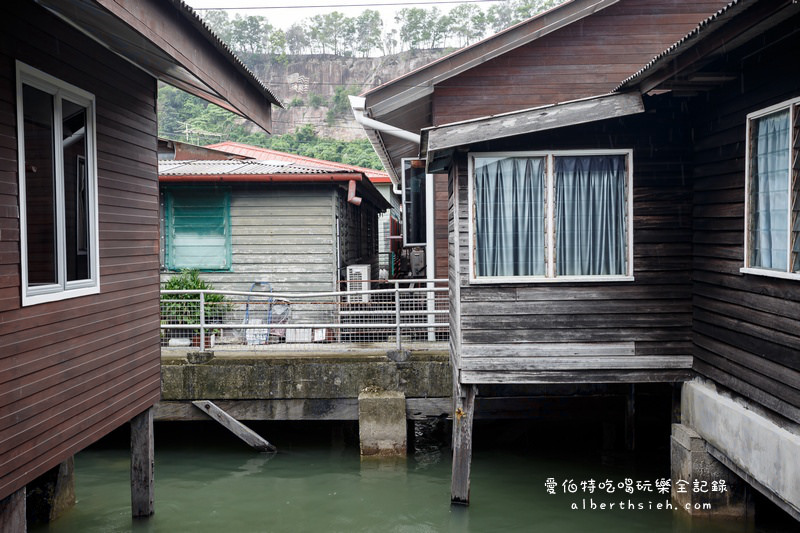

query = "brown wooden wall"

[
  {"left": 688, "top": 17, "right": 800, "bottom": 423},
  {"left": 0, "top": 2, "right": 161, "bottom": 500},
  {"left": 433, "top": 173, "right": 448, "bottom": 279},
  {"left": 449, "top": 97, "right": 696, "bottom": 384},
  {"left": 432, "top": 0, "right": 727, "bottom": 125}
]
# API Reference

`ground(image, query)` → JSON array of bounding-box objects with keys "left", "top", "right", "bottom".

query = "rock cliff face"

[{"left": 244, "top": 50, "right": 448, "bottom": 140}]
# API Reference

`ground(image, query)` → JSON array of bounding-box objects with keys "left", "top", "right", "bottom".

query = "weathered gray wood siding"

[
  {"left": 161, "top": 183, "right": 337, "bottom": 294},
  {"left": 450, "top": 100, "right": 695, "bottom": 384},
  {"left": 0, "top": 2, "right": 161, "bottom": 500},
  {"left": 689, "top": 17, "right": 800, "bottom": 423}
]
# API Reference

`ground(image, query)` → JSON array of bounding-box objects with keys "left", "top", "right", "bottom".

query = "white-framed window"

[
  {"left": 16, "top": 61, "right": 99, "bottom": 306},
  {"left": 742, "top": 97, "right": 800, "bottom": 281},
  {"left": 468, "top": 150, "right": 634, "bottom": 283}
]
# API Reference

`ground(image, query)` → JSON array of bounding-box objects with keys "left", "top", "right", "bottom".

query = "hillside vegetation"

[{"left": 158, "top": 0, "right": 559, "bottom": 168}]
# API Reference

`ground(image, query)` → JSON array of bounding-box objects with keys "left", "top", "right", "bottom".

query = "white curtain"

[
  {"left": 750, "top": 110, "right": 789, "bottom": 270},
  {"left": 475, "top": 157, "right": 545, "bottom": 276},
  {"left": 555, "top": 155, "right": 627, "bottom": 276}
]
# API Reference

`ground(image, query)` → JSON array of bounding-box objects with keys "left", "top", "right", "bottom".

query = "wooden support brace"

[
  {"left": 192, "top": 400, "right": 276, "bottom": 452},
  {"left": 131, "top": 408, "right": 155, "bottom": 518},
  {"left": 451, "top": 383, "right": 477, "bottom": 505}
]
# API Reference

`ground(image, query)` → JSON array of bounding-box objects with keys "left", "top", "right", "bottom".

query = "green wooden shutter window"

[{"left": 166, "top": 188, "right": 231, "bottom": 270}]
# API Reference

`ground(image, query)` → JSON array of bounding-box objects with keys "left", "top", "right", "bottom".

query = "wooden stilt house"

[
  {"left": 353, "top": 0, "right": 733, "bottom": 505},
  {"left": 0, "top": 0, "right": 278, "bottom": 524},
  {"left": 422, "top": 0, "right": 800, "bottom": 516}
]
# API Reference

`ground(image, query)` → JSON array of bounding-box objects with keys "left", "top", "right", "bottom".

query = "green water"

[{"left": 31, "top": 423, "right": 791, "bottom": 533}]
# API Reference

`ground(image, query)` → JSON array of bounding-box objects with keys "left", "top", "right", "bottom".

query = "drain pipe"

[
  {"left": 349, "top": 96, "right": 421, "bottom": 144},
  {"left": 350, "top": 95, "right": 421, "bottom": 195}
]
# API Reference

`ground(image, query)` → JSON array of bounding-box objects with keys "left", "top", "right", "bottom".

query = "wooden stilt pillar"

[
  {"left": 0, "top": 487, "right": 26, "bottom": 533},
  {"left": 130, "top": 407, "right": 154, "bottom": 518},
  {"left": 624, "top": 384, "right": 635, "bottom": 452},
  {"left": 671, "top": 382, "right": 682, "bottom": 424},
  {"left": 451, "top": 382, "right": 476, "bottom": 505}
]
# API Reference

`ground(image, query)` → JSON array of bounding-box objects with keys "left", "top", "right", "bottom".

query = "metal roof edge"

[{"left": 615, "top": 0, "right": 746, "bottom": 92}]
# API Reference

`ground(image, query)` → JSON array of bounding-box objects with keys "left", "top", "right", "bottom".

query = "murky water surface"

[{"left": 31, "top": 423, "right": 790, "bottom": 533}]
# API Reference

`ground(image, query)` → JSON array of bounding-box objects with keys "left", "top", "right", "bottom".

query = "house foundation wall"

[{"left": 680, "top": 380, "right": 800, "bottom": 521}]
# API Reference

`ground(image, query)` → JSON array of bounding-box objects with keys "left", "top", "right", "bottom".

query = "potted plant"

[{"left": 161, "top": 269, "right": 228, "bottom": 348}]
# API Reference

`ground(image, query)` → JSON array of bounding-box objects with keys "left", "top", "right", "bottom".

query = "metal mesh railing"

[{"left": 160, "top": 279, "right": 449, "bottom": 351}]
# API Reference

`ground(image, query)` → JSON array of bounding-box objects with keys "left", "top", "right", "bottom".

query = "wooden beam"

[
  {"left": 451, "top": 383, "right": 477, "bottom": 505},
  {"left": 192, "top": 400, "right": 276, "bottom": 453},
  {"left": 461, "top": 355, "right": 693, "bottom": 371},
  {"left": 460, "top": 369, "right": 694, "bottom": 384},
  {"left": 156, "top": 398, "right": 451, "bottom": 422},
  {"left": 130, "top": 408, "right": 155, "bottom": 518},
  {"left": 426, "top": 92, "right": 644, "bottom": 154},
  {"left": 0, "top": 488, "right": 25, "bottom": 532}
]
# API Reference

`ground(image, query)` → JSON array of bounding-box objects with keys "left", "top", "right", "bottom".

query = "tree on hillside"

[
  {"left": 426, "top": 8, "right": 452, "bottom": 49},
  {"left": 449, "top": 4, "right": 487, "bottom": 47},
  {"left": 355, "top": 10, "right": 384, "bottom": 58},
  {"left": 203, "top": 10, "right": 233, "bottom": 45},
  {"left": 486, "top": 0, "right": 560, "bottom": 33},
  {"left": 308, "top": 11, "right": 354, "bottom": 56},
  {"left": 285, "top": 23, "right": 309, "bottom": 55},
  {"left": 396, "top": 8, "right": 430, "bottom": 51},
  {"left": 230, "top": 14, "right": 271, "bottom": 54}
]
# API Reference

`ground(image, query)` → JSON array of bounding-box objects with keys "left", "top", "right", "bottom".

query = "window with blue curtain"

[
  {"left": 472, "top": 151, "right": 631, "bottom": 281},
  {"left": 165, "top": 187, "right": 231, "bottom": 271}
]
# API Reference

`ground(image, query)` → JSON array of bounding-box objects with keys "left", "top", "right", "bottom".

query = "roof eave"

[
  {"left": 34, "top": 0, "right": 278, "bottom": 133},
  {"left": 615, "top": 0, "right": 800, "bottom": 94},
  {"left": 423, "top": 92, "right": 644, "bottom": 167}
]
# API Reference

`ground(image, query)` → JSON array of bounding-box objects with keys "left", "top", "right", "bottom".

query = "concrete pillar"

[
  {"left": 671, "top": 423, "right": 753, "bottom": 520},
  {"left": 25, "top": 457, "right": 75, "bottom": 527},
  {"left": 0, "top": 488, "right": 26, "bottom": 533},
  {"left": 131, "top": 407, "right": 155, "bottom": 518},
  {"left": 358, "top": 390, "right": 407, "bottom": 457}
]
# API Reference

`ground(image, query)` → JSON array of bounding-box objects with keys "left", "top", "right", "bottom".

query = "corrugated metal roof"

[
  {"left": 159, "top": 159, "right": 359, "bottom": 177},
  {"left": 615, "top": 0, "right": 743, "bottom": 91},
  {"left": 206, "top": 141, "right": 392, "bottom": 182}
]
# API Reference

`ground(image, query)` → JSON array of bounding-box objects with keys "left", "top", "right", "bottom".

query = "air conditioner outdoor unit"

[{"left": 346, "top": 264, "right": 371, "bottom": 303}]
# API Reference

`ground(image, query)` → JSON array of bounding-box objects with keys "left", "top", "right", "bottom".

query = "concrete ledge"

[
  {"left": 683, "top": 380, "right": 800, "bottom": 519},
  {"left": 161, "top": 350, "right": 451, "bottom": 400}
]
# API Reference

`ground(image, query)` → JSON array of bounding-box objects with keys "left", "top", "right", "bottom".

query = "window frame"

[
  {"left": 401, "top": 157, "right": 428, "bottom": 247},
  {"left": 742, "top": 96, "right": 800, "bottom": 281},
  {"left": 16, "top": 61, "right": 100, "bottom": 306},
  {"left": 163, "top": 185, "right": 232, "bottom": 272},
  {"left": 467, "top": 149, "right": 634, "bottom": 284}
]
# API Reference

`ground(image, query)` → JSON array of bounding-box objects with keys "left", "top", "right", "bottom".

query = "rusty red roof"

[{"left": 206, "top": 141, "right": 391, "bottom": 183}]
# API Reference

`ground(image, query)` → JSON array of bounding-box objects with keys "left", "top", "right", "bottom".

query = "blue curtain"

[
  {"left": 475, "top": 157, "right": 545, "bottom": 276},
  {"left": 750, "top": 110, "right": 790, "bottom": 271},
  {"left": 555, "top": 155, "right": 627, "bottom": 276}
]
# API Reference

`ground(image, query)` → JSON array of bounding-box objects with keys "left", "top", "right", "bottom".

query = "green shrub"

[{"left": 161, "top": 270, "right": 227, "bottom": 336}]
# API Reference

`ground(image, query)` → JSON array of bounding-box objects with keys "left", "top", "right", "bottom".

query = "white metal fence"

[{"left": 160, "top": 279, "right": 449, "bottom": 351}]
